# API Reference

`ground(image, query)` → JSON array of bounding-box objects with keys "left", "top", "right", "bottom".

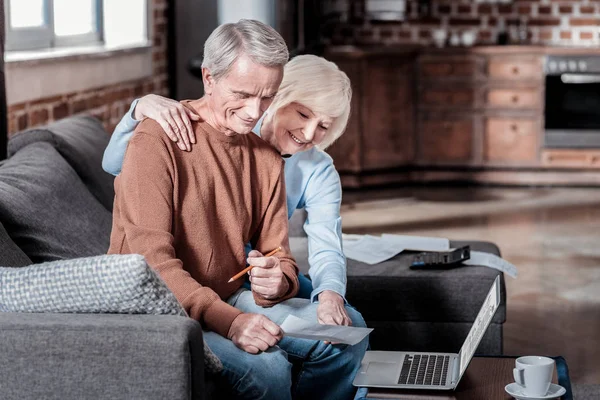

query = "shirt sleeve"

[
  {"left": 102, "top": 99, "right": 141, "bottom": 176},
  {"left": 302, "top": 160, "right": 347, "bottom": 303},
  {"left": 115, "top": 127, "right": 241, "bottom": 337},
  {"left": 250, "top": 162, "right": 299, "bottom": 306}
]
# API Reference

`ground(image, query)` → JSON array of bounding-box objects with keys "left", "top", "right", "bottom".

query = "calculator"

[{"left": 409, "top": 246, "right": 471, "bottom": 269}]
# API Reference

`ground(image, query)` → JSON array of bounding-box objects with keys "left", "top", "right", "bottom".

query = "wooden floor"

[{"left": 340, "top": 186, "right": 600, "bottom": 384}]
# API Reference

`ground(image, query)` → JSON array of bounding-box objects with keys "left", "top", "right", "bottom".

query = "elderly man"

[{"left": 108, "top": 20, "right": 366, "bottom": 400}]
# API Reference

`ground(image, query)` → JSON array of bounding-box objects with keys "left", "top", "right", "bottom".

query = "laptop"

[{"left": 353, "top": 275, "right": 501, "bottom": 391}]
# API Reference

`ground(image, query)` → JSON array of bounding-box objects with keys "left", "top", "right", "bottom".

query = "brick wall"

[
  {"left": 323, "top": 0, "right": 600, "bottom": 47},
  {"left": 7, "top": 0, "right": 170, "bottom": 136}
]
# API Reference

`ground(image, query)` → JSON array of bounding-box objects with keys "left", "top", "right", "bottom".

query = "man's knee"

[
  {"left": 233, "top": 348, "right": 292, "bottom": 395},
  {"left": 345, "top": 306, "right": 369, "bottom": 362}
]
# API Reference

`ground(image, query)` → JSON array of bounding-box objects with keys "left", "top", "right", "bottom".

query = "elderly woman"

[{"left": 103, "top": 54, "right": 355, "bottom": 327}]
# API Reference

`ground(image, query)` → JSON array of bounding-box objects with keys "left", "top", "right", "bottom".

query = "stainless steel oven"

[{"left": 545, "top": 55, "right": 600, "bottom": 148}]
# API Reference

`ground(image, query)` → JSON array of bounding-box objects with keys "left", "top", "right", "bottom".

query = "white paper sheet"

[
  {"left": 464, "top": 251, "right": 518, "bottom": 278},
  {"left": 342, "top": 235, "right": 404, "bottom": 265},
  {"left": 380, "top": 234, "right": 450, "bottom": 251},
  {"left": 280, "top": 315, "right": 373, "bottom": 346},
  {"left": 340, "top": 235, "right": 517, "bottom": 278}
]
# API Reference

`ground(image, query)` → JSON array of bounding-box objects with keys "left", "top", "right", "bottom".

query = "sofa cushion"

[
  {"left": 8, "top": 116, "right": 115, "bottom": 211},
  {"left": 0, "top": 254, "right": 184, "bottom": 315},
  {"left": 0, "top": 221, "right": 31, "bottom": 267},
  {"left": 0, "top": 313, "right": 207, "bottom": 400},
  {"left": 0, "top": 141, "right": 112, "bottom": 262},
  {"left": 0, "top": 253, "right": 223, "bottom": 373}
]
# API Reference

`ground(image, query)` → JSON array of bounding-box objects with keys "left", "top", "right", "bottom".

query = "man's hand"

[
  {"left": 317, "top": 290, "right": 351, "bottom": 326},
  {"left": 227, "top": 313, "right": 283, "bottom": 354},
  {"left": 247, "top": 250, "right": 288, "bottom": 300},
  {"left": 133, "top": 94, "right": 201, "bottom": 151}
]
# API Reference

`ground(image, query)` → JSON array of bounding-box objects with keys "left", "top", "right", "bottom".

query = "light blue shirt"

[{"left": 102, "top": 99, "right": 347, "bottom": 302}]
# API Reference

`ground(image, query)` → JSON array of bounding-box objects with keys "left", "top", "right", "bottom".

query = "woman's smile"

[{"left": 288, "top": 131, "right": 307, "bottom": 145}]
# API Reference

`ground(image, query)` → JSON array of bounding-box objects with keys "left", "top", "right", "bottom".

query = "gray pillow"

[
  {"left": 0, "top": 221, "right": 32, "bottom": 268},
  {"left": 0, "top": 254, "right": 183, "bottom": 314},
  {"left": 8, "top": 116, "right": 115, "bottom": 211},
  {"left": 0, "top": 253, "right": 223, "bottom": 373},
  {"left": 0, "top": 141, "right": 112, "bottom": 263}
]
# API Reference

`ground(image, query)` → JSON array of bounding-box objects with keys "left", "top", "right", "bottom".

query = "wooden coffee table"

[{"left": 361, "top": 356, "right": 572, "bottom": 400}]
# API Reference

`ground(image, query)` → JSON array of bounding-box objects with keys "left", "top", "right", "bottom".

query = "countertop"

[{"left": 324, "top": 44, "right": 600, "bottom": 57}]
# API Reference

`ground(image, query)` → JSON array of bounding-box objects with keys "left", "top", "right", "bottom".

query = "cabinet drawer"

[
  {"left": 419, "top": 119, "right": 473, "bottom": 162},
  {"left": 420, "top": 60, "right": 479, "bottom": 79},
  {"left": 484, "top": 118, "right": 539, "bottom": 162},
  {"left": 421, "top": 88, "right": 475, "bottom": 107},
  {"left": 542, "top": 150, "right": 600, "bottom": 168},
  {"left": 487, "top": 59, "right": 542, "bottom": 80},
  {"left": 486, "top": 88, "right": 541, "bottom": 109}
]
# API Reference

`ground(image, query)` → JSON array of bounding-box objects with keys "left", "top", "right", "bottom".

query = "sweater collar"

[{"left": 181, "top": 100, "right": 242, "bottom": 143}]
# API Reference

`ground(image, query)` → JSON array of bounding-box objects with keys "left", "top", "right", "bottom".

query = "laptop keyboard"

[{"left": 398, "top": 354, "right": 450, "bottom": 386}]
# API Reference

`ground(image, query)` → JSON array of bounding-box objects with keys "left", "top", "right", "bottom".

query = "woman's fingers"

[
  {"left": 158, "top": 119, "right": 179, "bottom": 144},
  {"left": 183, "top": 109, "right": 200, "bottom": 144},
  {"left": 169, "top": 109, "right": 190, "bottom": 151},
  {"left": 174, "top": 105, "right": 195, "bottom": 149}
]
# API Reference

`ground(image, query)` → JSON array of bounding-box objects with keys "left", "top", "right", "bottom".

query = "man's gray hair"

[{"left": 202, "top": 19, "right": 289, "bottom": 80}]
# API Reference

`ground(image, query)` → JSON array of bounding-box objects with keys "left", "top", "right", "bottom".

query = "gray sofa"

[{"left": 0, "top": 116, "right": 506, "bottom": 399}]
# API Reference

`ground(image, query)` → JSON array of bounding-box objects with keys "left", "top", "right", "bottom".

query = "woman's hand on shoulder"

[{"left": 134, "top": 94, "right": 201, "bottom": 151}]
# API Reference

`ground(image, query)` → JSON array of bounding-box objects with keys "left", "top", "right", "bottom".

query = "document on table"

[
  {"left": 341, "top": 233, "right": 451, "bottom": 264},
  {"left": 342, "top": 234, "right": 405, "bottom": 265},
  {"left": 464, "top": 251, "right": 518, "bottom": 278},
  {"left": 280, "top": 315, "right": 373, "bottom": 346}
]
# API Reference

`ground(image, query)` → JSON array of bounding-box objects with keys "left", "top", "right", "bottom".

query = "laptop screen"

[{"left": 457, "top": 276, "right": 501, "bottom": 380}]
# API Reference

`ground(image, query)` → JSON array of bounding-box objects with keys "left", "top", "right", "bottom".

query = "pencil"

[{"left": 227, "top": 246, "right": 282, "bottom": 283}]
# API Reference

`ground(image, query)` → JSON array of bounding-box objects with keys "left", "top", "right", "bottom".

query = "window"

[{"left": 5, "top": 0, "right": 148, "bottom": 52}]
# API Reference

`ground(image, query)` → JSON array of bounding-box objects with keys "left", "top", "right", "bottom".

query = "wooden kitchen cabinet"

[
  {"left": 323, "top": 58, "right": 362, "bottom": 173},
  {"left": 362, "top": 56, "right": 415, "bottom": 170},
  {"left": 420, "top": 87, "right": 476, "bottom": 108},
  {"left": 419, "top": 57, "right": 484, "bottom": 79},
  {"left": 487, "top": 58, "right": 543, "bottom": 81},
  {"left": 418, "top": 116, "right": 475, "bottom": 164},
  {"left": 485, "top": 88, "right": 542, "bottom": 109},
  {"left": 417, "top": 51, "right": 544, "bottom": 169},
  {"left": 417, "top": 54, "right": 483, "bottom": 166},
  {"left": 542, "top": 150, "right": 600, "bottom": 168},
  {"left": 482, "top": 55, "right": 544, "bottom": 166},
  {"left": 324, "top": 49, "right": 416, "bottom": 186},
  {"left": 320, "top": 46, "right": 600, "bottom": 187},
  {"left": 484, "top": 117, "right": 540, "bottom": 164}
]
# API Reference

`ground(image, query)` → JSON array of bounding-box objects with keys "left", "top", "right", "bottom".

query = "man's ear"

[{"left": 202, "top": 68, "right": 214, "bottom": 95}]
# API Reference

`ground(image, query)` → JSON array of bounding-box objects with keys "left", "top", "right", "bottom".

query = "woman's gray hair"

[{"left": 202, "top": 19, "right": 289, "bottom": 80}]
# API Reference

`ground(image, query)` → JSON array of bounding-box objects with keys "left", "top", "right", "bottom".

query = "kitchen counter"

[
  {"left": 325, "top": 44, "right": 600, "bottom": 57},
  {"left": 323, "top": 43, "right": 600, "bottom": 188}
]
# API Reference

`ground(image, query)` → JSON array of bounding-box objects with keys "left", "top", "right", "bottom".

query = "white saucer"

[{"left": 505, "top": 382, "right": 566, "bottom": 400}]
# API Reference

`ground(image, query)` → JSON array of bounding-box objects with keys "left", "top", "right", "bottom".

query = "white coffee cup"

[{"left": 513, "top": 356, "right": 554, "bottom": 397}]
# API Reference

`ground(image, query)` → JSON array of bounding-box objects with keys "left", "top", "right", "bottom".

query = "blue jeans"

[{"left": 203, "top": 289, "right": 369, "bottom": 400}]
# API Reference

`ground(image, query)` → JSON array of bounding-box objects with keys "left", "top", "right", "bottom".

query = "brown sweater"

[{"left": 108, "top": 105, "right": 299, "bottom": 337}]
